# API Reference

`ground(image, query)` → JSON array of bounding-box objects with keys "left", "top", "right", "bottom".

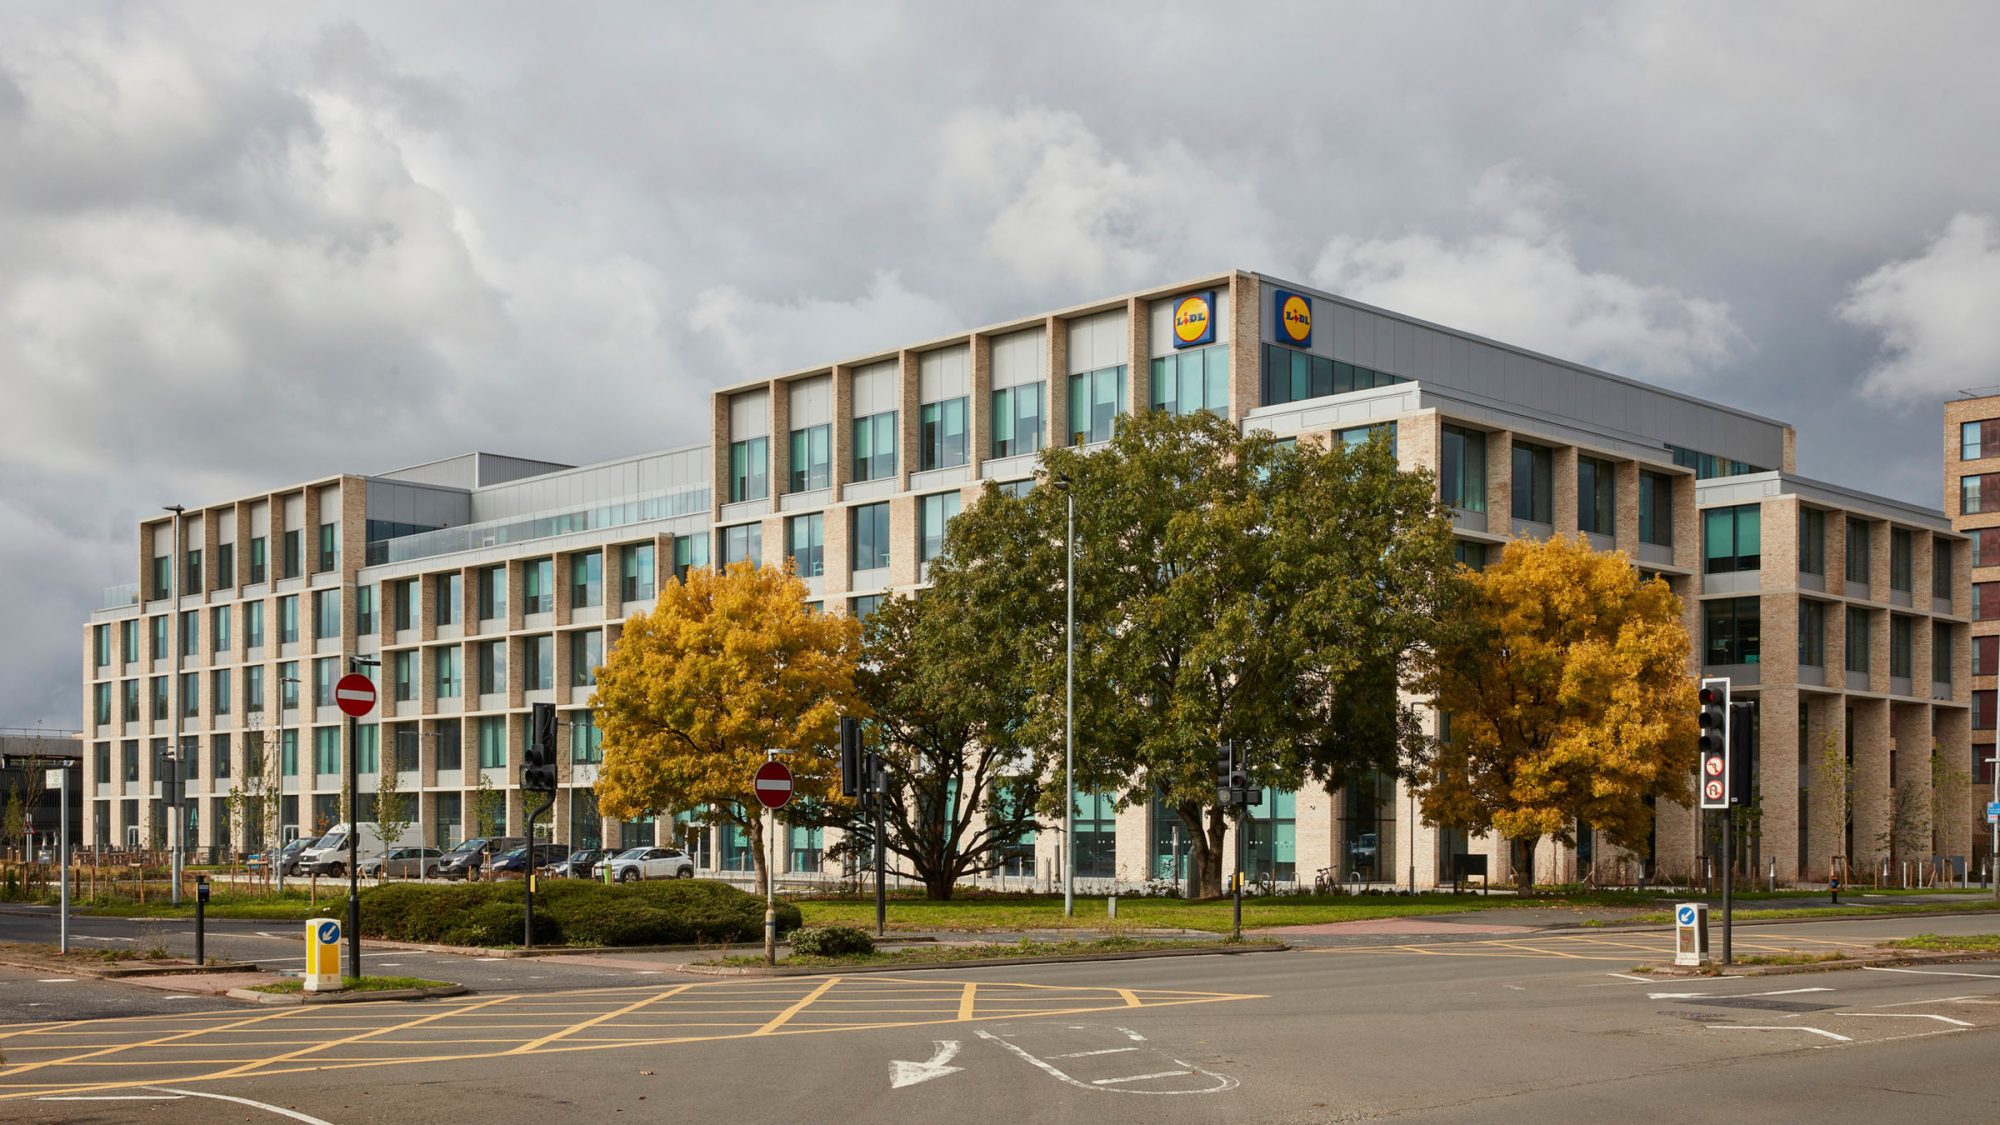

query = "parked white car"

[{"left": 594, "top": 846, "right": 696, "bottom": 883}]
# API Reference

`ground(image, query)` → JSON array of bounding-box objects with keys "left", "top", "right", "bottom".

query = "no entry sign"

[
  {"left": 334, "top": 674, "right": 377, "bottom": 718},
  {"left": 753, "top": 760, "right": 793, "bottom": 809}
]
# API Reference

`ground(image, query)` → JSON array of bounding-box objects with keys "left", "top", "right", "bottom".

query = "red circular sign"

[
  {"left": 753, "top": 760, "right": 794, "bottom": 809},
  {"left": 1703, "top": 779, "right": 1725, "bottom": 801},
  {"left": 334, "top": 673, "right": 378, "bottom": 717},
  {"left": 1704, "top": 755, "right": 1725, "bottom": 776}
]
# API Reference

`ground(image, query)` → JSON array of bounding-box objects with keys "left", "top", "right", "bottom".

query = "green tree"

[
  {"left": 472, "top": 768, "right": 506, "bottom": 839},
  {"left": 372, "top": 748, "right": 415, "bottom": 863},
  {"left": 1414, "top": 534, "right": 1698, "bottom": 893},
  {"left": 594, "top": 561, "right": 863, "bottom": 896},
  {"left": 1816, "top": 731, "right": 1852, "bottom": 880},
  {"left": 938, "top": 411, "right": 1458, "bottom": 898}
]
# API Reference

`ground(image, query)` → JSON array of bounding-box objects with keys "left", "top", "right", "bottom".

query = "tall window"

[
  {"left": 216, "top": 542, "right": 233, "bottom": 587},
  {"left": 282, "top": 529, "right": 302, "bottom": 580},
  {"left": 212, "top": 734, "right": 231, "bottom": 780},
  {"left": 150, "top": 555, "right": 170, "bottom": 599},
  {"left": 852, "top": 411, "right": 897, "bottom": 482},
  {"left": 920, "top": 396, "right": 969, "bottom": 470},
  {"left": 477, "top": 717, "right": 506, "bottom": 770},
  {"left": 525, "top": 635, "right": 554, "bottom": 691},
  {"left": 92, "top": 682, "right": 111, "bottom": 725},
  {"left": 436, "top": 723, "right": 463, "bottom": 771},
  {"left": 213, "top": 669, "right": 232, "bottom": 716},
  {"left": 1704, "top": 597, "right": 1760, "bottom": 665},
  {"left": 150, "top": 615, "right": 167, "bottom": 659},
  {"left": 673, "top": 534, "right": 710, "bottom": 581},
  {"left": 1798, "top": 600, "right": 1827, "bottom": 667},
  {"left": 1845, "top": 518, "right": 1871, "bottom": 584},
  {"left": 787, "top": 514, "right": 824, "bottom": 578},
  {"left": 1890, "top": 616, "right": 1913, "bottom": 679},
  {"left": 1703, "top": 505, "right": 1761, "bottom": 573},
  {"left": 313, "top": 657, "right": 337, "bottom": 708},
  {"left": 1072, "top": 793, "right": 1117, "bottom": 879},
  {"left": 392, "top": 651, "right": 414, "bottom": 701},
  {"left": 1890, "top": 529, "right": 1913, "bottom": 593},
  {"left": 525, "top": 559, "right": 554, "bottom": 614},
  {"left": 990, "top": 384, "right": 1045, "bottom": 458},
  {"left": 184, "top": 548, "right": 203, "bottom": 594},
  {"left": 211, "top": 605, "right": 231, "bottom": 652},
  {"left": 180, "top": 610, "right": 199, "bottom": 656},
  {"left": 1151, "top": 344, "right": 1229, "bottom": 416},
  {"left": 313, "top": 727, "right": 339, "bottom": 776},
  {"left": 477, "top": 640, "right": 507, "bottom": 695},
  {"left": 355, "top": 725, "right": 378, "bottom": 774},
  {"left": 1069, "top": 366, "right": 1123, "bottom": 446},
  {"left": 1936, "top": 538, "right": 1955, "bottom": 598},
  {"left": 478, "top": 566, "right": 507, "bottom": 620},
  {"left": 570, "top": 631, "right": 602, "bottom": 688},
  {"left": 851, "top": 594, "right": 885, "bottom": 621},
  {"left": 1576, "top": 457, "right": 1615, "bottom": 535},
  {"left": 722, "top": 524, "right": 760, "bottom": 568},
  {"left": 1846, "top": 607, "right": 1872, "bottom": 673},
  {"left": 434, "top": 573, "right": 461, "bottom": 625},
  {"left": 120, "top": 619, "right": 138, "bottom": 664},
  {"left": 728, "top": 437, "right": 769, "bottom": 502},
  {"left": 919, "top": 492, "right": 961, "bottom": 564},
  {"left": 852, "top": 503, "right": 890, "bottom": 572},
  {"left": 317, "top": 523, "right": 337, "bottom": 571},
  {"left": 245, "top": 601, "right": 264, "bottom": 648},
  {"left": 248, "top": 536, "right": 267, "bottom": 584},
  {"left": 1244, "top": 788, "right": 1298, "bottom": 883},
  {"left": 1800, "top": 508, "right": 1826, "bottom": 575},
  {"left": 394, "top": 579, "right": 418, "bottom": 630},
  {"left": 1934, "top": 624, "right": 1953, "bottom": 686},
  {"left": 788, "top": 425, "right": 831, "bottom": 492},
  {"left": 571, "top": 712, "right": 603, "bottom": 764},
  {"left": 277, "top": 662, "right": 298, "bottom": 708},
  {"left": 1976, "top": 635, "right": 1997, "bottom": 677},
  {"left": 93, "top": 623, "right": 110, "bottom": 669},
  {"left": 620, "top": 544, "right": 655, "bottom": 602},
  {"left": 1638, "top": 471, "right": 1674, "bottom": 546},
  {"left": 434, "top": 647, "right": 461, "bottom": 699},
  {"left": 1966, "top": 419, "right": 2000, "bottom": 460},
  {"left": 277, "top": 596, "right": 299, "bottom": 644},
  {"left": 121, "top": 679, "right": 139, "bottom": 721},
  {"left": 313, "top": 589, "right": 341, "bottom": 639},
  {"left": 571, "top": 552, "right": 602, "bottom": 609},
  {"left": 244, "top": 667, "right": 264, "bottom": 713},
  {"left": 1511, "top": 443, "right": 1553, "bottom": 524},
  {"left": 179, "top": 672, "right": 199, "bottom": 717},
  {"left": 1440, "top": 426, "right": 1487, "bottom": 512}
]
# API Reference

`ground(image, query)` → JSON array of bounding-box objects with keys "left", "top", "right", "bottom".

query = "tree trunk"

[
  {"left": 1511, "top": 836, "right": 1539, "bottom": 895},
  {"left": 1177, "top": 801, "right": 1232, "bottom": 899},
  {"left": 745, "top": 813, "right": 768, "bottom": 899}
]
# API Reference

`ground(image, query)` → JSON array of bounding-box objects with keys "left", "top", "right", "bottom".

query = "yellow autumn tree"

[
  {"left": 1414, "top": 535, "right": 1697, "bottom": 892},
  {"left": 592, "top": 561, "right": 863, "bottom": 895}
]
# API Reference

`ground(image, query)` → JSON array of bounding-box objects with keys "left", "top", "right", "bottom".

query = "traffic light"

[
  {"left": 839, "top": 717, "right": 863, "bottom": 798},
  {"left": 523, "top": 702, "right": 557, "bottom": 794},
  {"left": 1697, "top": 678, "right": 1730, "bottom": 810},
  {"left": 161, "top": 752, "right": 182, "bottom": 808},
  {"left": 1728, "top": 700, "right": 1755, "bottom": 807}
]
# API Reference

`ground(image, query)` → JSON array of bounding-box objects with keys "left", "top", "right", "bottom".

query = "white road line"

[
  {"left": 38, "top": 1096, "right": 183, "bottom": 1102},
  {"left": 1863, "top": 965, "right": 2000, "bottom": 979},
  {"left": 36, "top": 978, "right": 76, "bottom": 983},
  {"left": 1835, "top": 1013, "right": 1974, "bottom": 1027},
  {"left": 148, "top": 1086, "right": 339, "bottom": 1124},
  {"left": 1605, "top": 973, "right": 1654, "bottom": 983},
  {"left": 1113, "top": 1027, "right": 1147, "bottom": 1042},
  {"left": 1093, "top": 1070, "right": 1192, "bottom": 1085},
  {"left": 973, "top": 1030, "right": 1236, "bottom": 1096},
  {"left": 1054, "top": 1047, "right": 1140, "bottom": 1058},
  {"left": 1708, "top": 1025, "right": 1851, "bottom": 1042},
  {"left": 1649, "top": 987, "right": 1833, "bottom": 1000}
]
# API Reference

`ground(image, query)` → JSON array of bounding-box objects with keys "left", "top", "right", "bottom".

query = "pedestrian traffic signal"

[
  {"left": 1698, "top": 678, "right": 1730, "bottom": 810},
  {"left": 839, "top": 717, "right": 863, "bottom": 798}
]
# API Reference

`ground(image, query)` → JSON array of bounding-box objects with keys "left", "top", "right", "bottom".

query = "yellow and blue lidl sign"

[
  {"left": 1275, "top": 289, "right": 1312, "bottom": 348},
  {"left": 1172, "top": 291, "right": 1217, "bottom": 348}
]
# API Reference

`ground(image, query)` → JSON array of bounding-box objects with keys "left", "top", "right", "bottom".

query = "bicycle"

[{"left": 1313, "top": 866, "right": 1337, "bottom": 895}]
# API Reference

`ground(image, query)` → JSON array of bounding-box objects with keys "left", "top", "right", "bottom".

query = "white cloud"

[
  {"left": 1309, "top": 165, "right": 1740, "bottom": 385},
  {"left": 1839, "top": 212, "right": 2000, "bottom": 403},
  {"left": 689, "top": 272, "right": 960, "bottom": 378}
]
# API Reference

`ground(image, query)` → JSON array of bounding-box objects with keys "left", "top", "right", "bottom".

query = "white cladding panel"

[
  {"left": 149, "top": 523, "right": 171, "bottom": 555},
  {"left": 1146, "top": 289, "right": 1231, "bottom": 356},
  {"left": 788, "top": 376, "right": 832, "bottom": 427},
  {"left": 316, "top": 485, "right": 340, "bottom": 520},
  {"left": 216, "top": 508, "right": 235, "bottom": 545},
  {"left": 918, "top": 345, "right": 970, "bottom": 402},
  {"left": 249, "top": 500, "right": 269, "bottom": 537},
  {"left": 990, "top": 328, "right": 1047, "bottom": 390},
  {"left": 729, "top": 390, "right": 770, "bottom": 440},
  {"left": 852, "top": 361, "right": 898, "bottom": 416},
  {"left": 1067, "top": 310, "right": 1129, "bottom": 374},
  {"left": 282, "top": 494, "right": 305, "bottom": 530}
]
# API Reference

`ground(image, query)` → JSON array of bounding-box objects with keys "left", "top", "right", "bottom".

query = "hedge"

[{"left": 355, "top": 878, "right": 801, "bottom": 948}]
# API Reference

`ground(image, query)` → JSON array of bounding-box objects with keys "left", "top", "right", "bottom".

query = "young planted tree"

[
  {"left": 593, "top": 561, "right": 863, "bottom": 897},
  {"left": 472, "top": 769, "right": 506, "bottom": 839},
  {"left": 1816, "top": 732, "right": 1853, "bottom": 880},
  {"left": 1413, "top": 535, "right": 1698, "bottom": 894},
  {"left": 373, "top": 749, "right": 415, "bottom": 862}
]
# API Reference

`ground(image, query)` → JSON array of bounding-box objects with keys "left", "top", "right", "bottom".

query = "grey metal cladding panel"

[
  {"left": 1332, "top": 305, "right": 1357, "bottom": 362},
  {"left": 1394, "top": 320, "right": 1418, "bottom": 375}
]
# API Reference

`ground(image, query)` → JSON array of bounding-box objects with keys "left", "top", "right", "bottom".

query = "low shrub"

[
  {"left": 450, "top": 901, "right": 558, "bottom": 947},
  {"left": 355, "top": 878, "right": 799, "bottom": 947},
  {"left": 789, "top": 926, "right": 875, "bottom": 957}
]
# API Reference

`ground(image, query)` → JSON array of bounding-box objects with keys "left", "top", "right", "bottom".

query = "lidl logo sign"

[
  {"left": 1275, "top": 289, "right": 1312, "bottom": 348},
  {"left": 1172, "top": 291, "right": 1216, "bottom": 348}
]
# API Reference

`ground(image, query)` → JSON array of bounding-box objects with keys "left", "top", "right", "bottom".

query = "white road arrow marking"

[
  {"left": 1836, "top": 1013, "right": 1974, "bottom": 1027},
  {"left": 891, "top": 1040, "right": 963, "bottom": 1089},
  {"left": 1708, "top": 1025, "right": 1851, "bottom": 1042},
  {"left": 1648, "top": 987, "right": 1833, "bottom": 1000}
]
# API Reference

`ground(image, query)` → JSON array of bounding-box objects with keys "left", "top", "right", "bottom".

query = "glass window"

[
  {"left": 1890, "top": 529, "right": 1913, "bottom": 593},
  {"left": 788, "top": 424, "right": 832, "bottom": 493},
  {"left": 179, "top": 610, "right": 198, "bottom": 657},
  {"left": 851, "top": 594, "right": 885, "bottom": 621},
  {"left": 1846, "top": 519, "right": 1871, "bottom": 584},
  {"left": 1639, "top": 472, "right": 1674, "bottom": 547},
  {"left": 920, "top": 396, "right": 969, "bottom": 470},
  {"left": 150, "top": 555, "right": 170, "bottom": 600},
  {"left": 852, "top": 503, "right": 890, "bottom": 572},
  {"left": 1934, "top": 622, "right": 1954, "bottom": 685},
  {"left": 1937, "top": 538, "right": 1957, "bottom": 597},
  {"left": 184, "top": 548, "right": 202, "bottom": 594},
  {"left": 1440, "top": 426, "right": 1487, "bottom": 512},
  {"left": 673, "top": 534, "right": 710, "bottom": 582},
  {"left": 1341, "top": 769, "right": 1396, "bottom": 882},
  {"left": 121, "top": 679, "right": 139, "bottom": 721},
  {"left": 1846, "top": 607, "right": 1872, "bottom": 673},
  {"left": 391, "top": 579, "right": 416, "bottom": 630},
  {"left": 478, "top": 640, "right": 507, "bottom": 695},
  {"left": 852, "top": 411, "right": 897, "bottom": 482},
  {"left": 571, "top": 552, "right": 602, "bottom": 609},
  {"left": 728, "top": 437, "right": 769, "bottom": 503},
  {"left": 788, "top": 823, "right": 824, "bottom": 872},
  {"left": 570, "top": 631, "right": 602, "bottom": 688},
  {"left": 786, "top": 513, "right": 824, "bottom": 578},
  {"left": 1151, "top": 344, "right": 1229, "bottom": 417},
  {"left": 919, "top": 492, "right": 961, "bottom": 564},
  {"left": 435, "top": 573, "right": 461, "bottom": 625},
  {"left": 1977, "top": 694, "right": 1998, "bottom": 733},
  {"left": 150, "top": 615, "right": 167, "bottom": 659},
  {"left": 1704, "top": 597, "right": 1761, "bottom": 665},
  {"left": 392, "top": 651, "right": 414, "bottom": 701},
  {"left": 1798, "top": 600, "right": 1826, "bottom": 668},
  {"left": 1577, "top": 457, "right": 1615, "bottom": 535},
  {"left": 1453, "top": 540, "right": 1489, "bottom": 569},
  {"left": 178, "top": 671, "right": 198, "bottom": 717},
  {"left": 355, "top": 724, "right": 378, "bottom": 774},
  {"left": 211, "top": 734, "right": 230, "bottom": 780},
  {"left": 1965, "top": 420, "right": 1986, "bottom": 461},
  {"left": 151, "top": 676, "right": 169, "bottom": 719},
  {"left": 313, "top": 727, "right": 340, "bottom": 775},
  {"left": 1800, "top": 508, "right": 1826, "bottom": 575},
  {"left": 352, "top": 583, "right": 374, "bottom": 635},
  {"left": 1890, "top": 616, "right": 1913, "bottom": 678},
  {"left": 722, "top": 524, "right": 761, "bottom": 568},
  {"left": 277, "top": 595, "right": 298, "bottom": 644},
  {"left": 1072, "top": 793, "right": 1117, "bottom": 879},
  {"left": 92, "top": 682, "right": 111, "bottom": 724},
  {"left": 525, "top": 560, "right": 554, "bottom": 615},
  {"left": 434, "top": 647, "right": 461, "bottom": 699},
  {"left": 247, "top": 536, "right": 267, "bottom": 584},
  {"left": 525, "top": 635, "right": 554, "bottom": 691},
  {"left": 477, "top": 566, "right": 506, "bottom": 619},
  {"left": 211, "top": 606, "right": 230, "bottom": 652},
  {"left": 1244, "top": 788, "right": 1298, "bottom": 883},
  {"left": 245, "top": 601, "right": 264, "bottom": 648},
  {"left": 279, "top": 728, "right": 298, "bottom": 777},
  {"left": 1976, "top": 633, "right": 1998, "bottom": 676},
  {"left": 1068, "top": 366, "right": 1124, "bottom": 446},
  {"left": 313, "top": 588, "right": 341, "bottom": 639},
  {"left": 436, "top": 723, "right": 463, "bottom": 771},
  {"left": 991, "top": 384, "right": 1046, "bottom": 458},
  {"left": 244, "top": 667, "right": 263, "bottom": 713},
  {"left": 120, "top": 619, "right": 138, "bottom": 664},
  {"left": 1511, "top": 443, "right": 1553, "bottom": 523},
  {"left": 313, "top": 657, "right": 337, "bottom": 708},
  {"left": 1338, "top": 423, "right": 1397, "bottom": 457},
  {"left": 477, "top": 716, "right": 507, "bottom": 770},
  {"left": 571, "top": 712, "right": 603, "bottom": 764},
  {"left": 1703, "top": 505, "right": 1762, "bottom": 573},
  {"left": 282, "top": 529, "right": 302, "bottom": 580},
  {"left": 317, "top": 523, "right": 337, "bottom": 571},
  {"left": 621, "top": 544, "right": 655, "bottom": 602},
  {"left": 213, "top": 669, "right": 232, "bottom": 716}
]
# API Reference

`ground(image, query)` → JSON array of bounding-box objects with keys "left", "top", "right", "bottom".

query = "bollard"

[
  {"left": 1830, "top": 874, "right": 1840, "bottom": 905},
  {"left": 1108, "top": 893, "right": 1117, "bottom": 920},
  {"left": 194, "top": 875, "right": 209, "bottom": 966}
]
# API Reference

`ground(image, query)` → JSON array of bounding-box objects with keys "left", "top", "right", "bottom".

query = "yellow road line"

[
  {"left": 0, "top": 1006, "right": 304, "bottom": 1080},
  {"left": 507, "top": 984, "right": 696, "bottom": 1055},
  {"left": 752, "top": 977, "right": 842, "bottom": 1036}
]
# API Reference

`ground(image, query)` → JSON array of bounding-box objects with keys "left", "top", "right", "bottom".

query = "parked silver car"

[
  {"left": 365, "top": 846, "right": 447, "bottom": 879},
  {"left": 593, "top": 846, "right": 696, "bottom": 883}
]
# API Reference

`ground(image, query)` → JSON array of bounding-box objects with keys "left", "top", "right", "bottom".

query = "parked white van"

[{"left": 302, "top": 821, "right": 425, "bottom": 878}]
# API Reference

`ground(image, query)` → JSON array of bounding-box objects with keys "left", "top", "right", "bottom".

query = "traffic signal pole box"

[{"left": 1697, "top": 678, "right": 1752, "bottom": 965}]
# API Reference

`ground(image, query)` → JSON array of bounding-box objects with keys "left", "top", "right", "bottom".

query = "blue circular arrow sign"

[
  {"left": 317, "top": 920, "right": 341, "bottom": 944},
  {"left": 1675, "top": 905, "right": 1696, "bottom": 926}
]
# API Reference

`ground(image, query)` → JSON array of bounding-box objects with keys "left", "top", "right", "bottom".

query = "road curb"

[
  {"left": 678, "top": 941, "right": 1289, "bottom": 977},
  {"left": 1636, "top": 948, "right": 2000, "bottom": 978},
  {"left": 226, "top": 983, "right": 470, "bottom": 1005},
  {"left": 1544, "top": 905, "right": 2000, "bottom": 935},
  {"left": 0, "top": 952, "right": 257, "bottom": 979}
]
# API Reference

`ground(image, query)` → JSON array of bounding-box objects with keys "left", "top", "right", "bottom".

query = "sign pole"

[
  {"left": 1988, "top": 755, "right": 1999, "bottom": 904},
  {"left": 53, "top": 766, "right": 70, "bottom": 955},
  {"left": 335, "top": 665, "right": 379, "bottom": 982},
  {"left": 873, "top": 753, "right": 885, "bottom": 938},
  {"left": 753, "top": 755, "right": 794, "bottom": 967}
]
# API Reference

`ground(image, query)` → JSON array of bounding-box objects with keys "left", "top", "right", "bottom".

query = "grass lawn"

[
  {"left": 1887, "top": 933, "right": 2000, "bottom": 952},
  {"left": 79, "top": 890, "right": 348, "bottom": 921},
  {"left": 713, "top": 935, "right": 1247, "bottom": 968},
  {"left": 251, "top": 975, "right": 451, "bottom": 994},
  {"left": 2, "top": 942, "right": 173, "bottom": 964}
]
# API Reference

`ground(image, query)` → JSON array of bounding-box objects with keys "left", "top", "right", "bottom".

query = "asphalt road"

[{"left": 6, "top": 913, "right": 2000, "bottom": 1122}]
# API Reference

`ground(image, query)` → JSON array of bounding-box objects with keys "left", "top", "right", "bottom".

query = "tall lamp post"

[
  {"left": 1054, "top": 473, "right": 1076, "bottom": 917},
  {"left": 164, "top": 505, "right": 185, "bottom": 905}
]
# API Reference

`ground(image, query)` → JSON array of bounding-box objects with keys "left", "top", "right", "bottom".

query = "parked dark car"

[
  {"left": 489, "top": 843, "right": 569, "bottom": 880},
  {"left": 437, "top": 836, "right": 525, "bottom": 881},
  {"left": 247, "top": 839, "right": 311, "bottom": 877},
  {"left": 542, "top": 847, "right": 611, "bottom": 879}
]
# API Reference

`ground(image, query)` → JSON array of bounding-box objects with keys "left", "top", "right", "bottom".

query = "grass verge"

[
  {"left": 711, "top": 935, "right": 1248, "bottom": 968},
  {"left": 2, "top": 942, "right": 172, "bottom": 963},
  {"left": 1887, "top": 933, "right": 2000, "bottom": 952},
  {"left": 1607, "top": 902, "right": 2000, "bottom": 926},
  {"left": 250, "top": 976, "right": 451, "bottom": 994},
  {"left": 80, "top": 890, "right": 348, "bottom": 921},
  {"left": 1730, "top": 951, "right": 1849, "bottom": 966}
]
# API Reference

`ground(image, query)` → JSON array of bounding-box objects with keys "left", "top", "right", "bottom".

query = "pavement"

[{"left": 4, "top": 906, "right": 2000, "bottom": 1121}]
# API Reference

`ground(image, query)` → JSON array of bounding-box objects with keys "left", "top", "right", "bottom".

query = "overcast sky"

[{"left": 5, "top": 1, "right": 1999, "bottom": 730}]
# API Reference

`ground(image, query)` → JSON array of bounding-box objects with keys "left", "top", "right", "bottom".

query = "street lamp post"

[
  {"left": 1987, "top": 754, "right": 1998, "bottom": 902},
  {"left": 1056, "top": 475, "right": 1076, "bottom": 918},
  {"left": 164, "top": 505, "right": 185, "bottom": 905}
]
